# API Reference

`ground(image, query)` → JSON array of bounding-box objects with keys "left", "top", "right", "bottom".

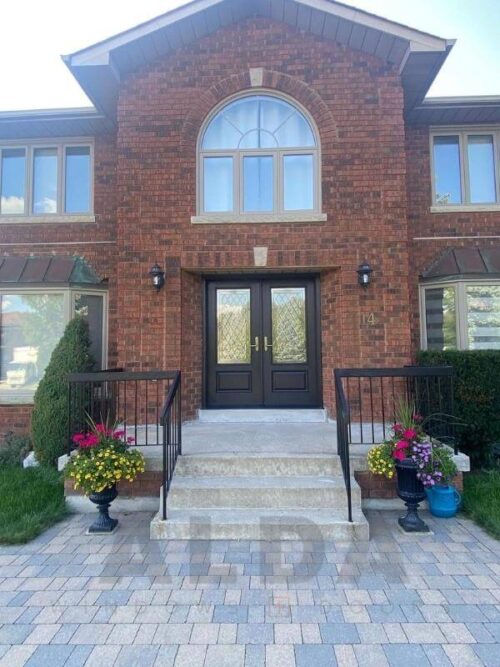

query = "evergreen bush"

[
  {"left": 418, "top": 350, "right": 500, "bottom": 468},
  {"left": 31, "top": 317, "right": 94, "bottom": 467},
  {"left": 0, "top": 433, "right": 31, "bottom": 468}
]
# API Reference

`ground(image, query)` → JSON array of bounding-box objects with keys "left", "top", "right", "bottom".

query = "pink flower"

[
  {"left": 72, "top": 433, "right": 85, "bottom": 444},
  {"left": 392, "top": 448, "right": 406, "bottom": 461},
  {"left": 403, "top": 428, "right": 417, "bottom": 441},
  {"left": 95, "top": 423, "right": 107, "bottom": 433},
  {"left": 113, "top": 430, "right": 125, "bottom": 439},
  {"left": 393, "top": 423, "right": 403, "bottom": 435},
  {"left": 80, "top": 434, "right": 99, "bottom": 448},
  {"left": 127, "top": 437, "right": 136, "bottom": 444},
  {"left": 395, "top": 440, "right": 408, "bottom": 450}
]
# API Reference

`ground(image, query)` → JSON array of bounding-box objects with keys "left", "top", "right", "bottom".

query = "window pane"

[
  {"left": 467, "top": 135, "right": 497, "bottom": 204},
  {"left": 1, "top": 148, "right": 26, "bottom": 215},
  {"left": 274, "top": 111, "right": 315, "bottom": 147},
  {"left": 224, "top": 98, "right": 260, "bottom": 140},
  {"left": 65, "top": 146, "right": 91, "bottom": 213},
  {"left": 74, "top": 294, "right": 104, "bottom": 369},
  {"left": 33, "top": 148, "right": 58, "bottom": 214},
  {"left": 243, "top": 156, "right": 273, "bottom": 212},
  {"left": 433, "top": 136, "right": 462, "bottom": 205},
  {"left": 271, "top": 287, "right": 307, "bottom": 363},
  {"left": 466, "top": 285, "right": 500, "bottom": 350},
  {"left": 203, "top": 114, "right": 242, "bottom": 150},
  {"left": 239, "top": 130, "right": 277, "bottom": 149},
  {"left": 425, "top": 287, "right": 457, "bottom": 350},
  {"left": 202, "top": 95, "right": 315, "bottom": 150},
  {"left": 216, "top": 289, "right": 251, "bottom": 364},
  {"left": 203, "top": 157, "right": 233, "bottom": 212},
  {"left": 284, "top": 155, "right": 314, "bottom": 210},
  {"left": 0, "top": 293, "right": 65, "bottom": 404}
]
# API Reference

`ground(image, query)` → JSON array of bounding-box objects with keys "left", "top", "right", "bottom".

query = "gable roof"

[{"left": 63, "top": 0, "right": 455, "bottom": 119}]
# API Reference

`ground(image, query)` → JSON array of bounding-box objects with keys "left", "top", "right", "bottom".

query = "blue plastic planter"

[{"left": 426, "top": 485, "right": 461, "bottom": 518}]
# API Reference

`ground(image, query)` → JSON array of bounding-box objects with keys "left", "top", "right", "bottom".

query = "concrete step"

[
  {"left": 167, "top": 475, "right": 360, "bottom": 510},
  {"left": 198, "top": 409, "right": 327, "bottom": 423},
  {"left": 174, "top": 454, "right": 342, "bottom": 477},
  {"left": 151, "top": 508, "right": 369, "bottom": 541}
]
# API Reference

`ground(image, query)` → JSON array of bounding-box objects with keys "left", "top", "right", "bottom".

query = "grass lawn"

[
  {"left": 462, "top": 469, "right": 500, "bottom": 540},
  {"left": 0, "top": 466, "right": 67, "bottom": 544}
]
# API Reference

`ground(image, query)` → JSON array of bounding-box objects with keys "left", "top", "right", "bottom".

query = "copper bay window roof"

[
  {"left": 421, "top": 247, "right": 500, "bottom": 282},
  {"left": 0, "top": 256, "right": 104, "bottom": 286}
]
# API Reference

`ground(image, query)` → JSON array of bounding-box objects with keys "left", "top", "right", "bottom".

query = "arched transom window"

[{"left": 199, "top": 94, "right": 321, "bottom": 217}]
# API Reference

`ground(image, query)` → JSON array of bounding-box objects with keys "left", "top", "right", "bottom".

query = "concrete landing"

[{"left": 198, "top": 408, "right": 327, "bottom": 423}]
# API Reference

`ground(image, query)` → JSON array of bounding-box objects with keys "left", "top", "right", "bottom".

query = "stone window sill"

[
  {"left": 191, "top": 213, "right": 328, "bottom": 224},
  {"left": 430, "top": 204, "right": 500, "bottom": 214},
  {"left": 0, "top": 214, "right": 96, "bottom": 224}
]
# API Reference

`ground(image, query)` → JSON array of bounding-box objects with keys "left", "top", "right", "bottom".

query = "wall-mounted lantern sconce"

[
  {"left": 149, "top": 263, "right": 166, "bottom": 291},
  {"left": 357, "top": 261, "right": 373, "bottom": 288}
]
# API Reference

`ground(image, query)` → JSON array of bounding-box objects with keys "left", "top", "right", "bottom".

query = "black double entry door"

[{"left": 206, "top": 277, "right": 321, "bottom": 408}]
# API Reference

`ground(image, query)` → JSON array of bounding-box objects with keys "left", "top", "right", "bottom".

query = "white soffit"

[{"left": 62, "top": 0, "right": 455, "bottom": 117}]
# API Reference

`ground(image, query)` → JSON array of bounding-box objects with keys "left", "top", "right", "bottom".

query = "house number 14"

[{"left": 362, "top": 313, "right": 377, "bottom": 326}]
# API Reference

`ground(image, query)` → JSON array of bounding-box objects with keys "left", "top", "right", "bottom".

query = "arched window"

[{"left": 198, "top": 94, "right": 321, "bottom": 217}]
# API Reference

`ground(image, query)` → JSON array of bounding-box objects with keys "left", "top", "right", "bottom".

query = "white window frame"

[
  {"left": 420, "top": 279, "right": 500, "bottom": 350},
  {"left": 430, "top": 126, "right": 500, "bottom": 212},
  {"left": 0, "top": 287, "right": 108, "bottom": 405},
  {"left": 194, "top": 91, "right": 326, "bottom": 224},
  {"left": 0, "top": 137, "right": 95, "bottom": 223}
]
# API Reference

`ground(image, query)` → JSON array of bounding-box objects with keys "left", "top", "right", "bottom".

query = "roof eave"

[{"left": 62, "top": 0, "right": 454, "bottom": 121}]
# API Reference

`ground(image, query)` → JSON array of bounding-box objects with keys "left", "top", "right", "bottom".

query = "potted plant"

[
  {"left": 65, "top": 421, "right": 145, "bottom": 533},
  {"left": 367, "top": 400, "right": 458, "bottom": 532},
  {"left": 424, "top": 446, "right": 461, "bottom": 518}
]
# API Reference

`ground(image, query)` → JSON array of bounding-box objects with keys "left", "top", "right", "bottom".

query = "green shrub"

[
  {"left": 462, "top": 470, "right": 500, "bottom": 539},
  {"left": 418, "top": 350, "right": 500, "bottom": 468},
  {"left": 31, "top": 317, "right": 94, "bottom": 467},
  {"left": 0, "top": 433, "right": 31, "bottom": 468}
]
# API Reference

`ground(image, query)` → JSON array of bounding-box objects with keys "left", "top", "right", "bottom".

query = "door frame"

[{"left": 202, "top": 273, "right": 323, "bottom": 409}]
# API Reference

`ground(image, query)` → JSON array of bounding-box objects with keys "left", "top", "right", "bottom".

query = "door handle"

[
  {"left": 250, "top": 336, "right": 260, "bottom": 353},
  {"left": 264, "top": 336, "right": 273, "bottom": 352}
]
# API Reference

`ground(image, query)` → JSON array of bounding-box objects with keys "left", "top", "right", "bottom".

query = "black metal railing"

[
  {"left": 161, "top": 372, "right": 182, "bottom": 520},
  {"left": 334, "top": 366, "right": 455, "bottom": 522},
  {"left": 68, "top": 370, "right": 180, "bottom": 449},
  {"left": 68, "top": 369, "right": 182, "bottom": 522}
]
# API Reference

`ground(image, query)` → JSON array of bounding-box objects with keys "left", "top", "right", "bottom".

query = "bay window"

[
  {"left": 0, "top": 140, "right": 93, "bottom": 218},
  {"left": 0, "top": 289, "right": 106, "bottom": 404},
  {"left": 421, "top": 281, "right": 500, "bottom": 350},
  {"left": 431, "top": 128, "right": 500, "bottom": 208}
]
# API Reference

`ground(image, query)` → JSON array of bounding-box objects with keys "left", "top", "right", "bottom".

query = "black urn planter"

[
  {"left": 395, "top": 458, "right": 429, "bottom": 533},
  {"left": 88, "top": 485, "right": 118, "bottom": 534}
]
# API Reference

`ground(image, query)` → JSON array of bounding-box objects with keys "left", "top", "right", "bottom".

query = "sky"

[{"left": 0, "top": 0, "right": 498, "bottom": 111}]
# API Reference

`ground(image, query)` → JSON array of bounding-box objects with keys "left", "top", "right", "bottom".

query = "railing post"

[
  {"left": 68, "top": 380, "right": 72, "bottom": 455},
  {"left": 177, "top": 374, "right": 182, "bottom": 455},
  {"left": 162, "top": 418, "right": 167, "bottom": 521}
]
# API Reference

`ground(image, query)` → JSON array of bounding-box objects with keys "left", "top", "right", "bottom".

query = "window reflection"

[
  {"left": 0, "top": 149, "right": 25, "bottom": 215},
  {"left": 33, "top": 148, "right": 58, "bottom": 214}
]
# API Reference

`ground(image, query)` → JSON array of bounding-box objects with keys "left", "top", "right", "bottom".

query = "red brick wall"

[
  {"left": 406, "top": 126, "right": 500, "bottom": 351},
  {"left": 1, "top": 16, "right": 417, "bottom": 430},
  {"left": 0, "top": 136, "right": 118, "bottom": 434},
  {"left": 113, "top": 16, "right": 412, "bottom": 417}
]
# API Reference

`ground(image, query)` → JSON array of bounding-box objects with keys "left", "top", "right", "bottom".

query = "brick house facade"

[{"left": 1, "top": 0, "right": 499, "bottom": 433}]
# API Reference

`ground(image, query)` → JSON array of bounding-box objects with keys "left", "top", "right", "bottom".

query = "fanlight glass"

[{"left": 203, "top": 95, "right": 316, "bottom": 150}]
